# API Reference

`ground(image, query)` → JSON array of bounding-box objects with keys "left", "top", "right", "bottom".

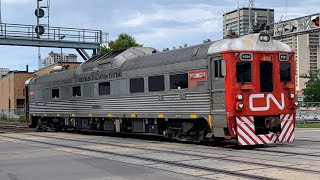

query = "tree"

[
  {"left": 101, "top": 33, "right": 142, "bottom": 54},
  {"left": 303, "top": 69, "right": 320, "bottom": 102}
]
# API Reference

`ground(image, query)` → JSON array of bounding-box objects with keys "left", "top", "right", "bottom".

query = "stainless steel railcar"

[{"left": 26, "top": 32, "right": 297, "bottom": 145}]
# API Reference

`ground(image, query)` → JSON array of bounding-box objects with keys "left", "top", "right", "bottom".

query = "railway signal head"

[
  {"left": 35, "top": 8, "right": 45, "bottom": 18},
  {"left": 312, "top": 17, "right": 319, "bottom": 26},
  {"left": 35, "top": 25, "right": 45, "bottom": 36}
]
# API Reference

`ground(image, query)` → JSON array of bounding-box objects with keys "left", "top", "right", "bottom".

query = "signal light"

[
  {"left": 236, "top": 102, "right": 245, "bottom": 111},
  {"left": 289, "top": 93, "right": 295, "bottom": 100},
  {"left": 35, "top": 25, "right": 45, "bottom": 36},
  {"left": 313, "top": 17, "right": 319, "bottom": 26},
  {"left": 236, "top": 94, "right": 243, "bottom": 100},
  {"left": 35, "top": 8, "right": 45, "bottom": 18}
]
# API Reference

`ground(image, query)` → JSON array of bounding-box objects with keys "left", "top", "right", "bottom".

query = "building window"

[
  {"left": 148, "top": 75, "right": 165, "bottom": 92},
  {"left": 16, "top": 99, "right": 25, "bottom": 108},
  {"left": 73, "top": 86, "right": 81, "bottom": 97},
  {"left": 130, "top": 78, "right": 144, "bottom": 93},
  {"left": 52, "top": 88, "right": 60, "bottom": 99},
  {"left": 170, "top": 73, "right": 188, "bottom": 89},
  {"left": 99, "top": 82, "right": 110, "bottom": 95}
]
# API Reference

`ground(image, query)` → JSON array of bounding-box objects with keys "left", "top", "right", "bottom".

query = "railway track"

[
  {"left": 1, "top": 132, "right": 320, "bottom": 179},
  {"left": 0, "top": 124, "right": 34, "bottom": 133},
  {"left": 0, "top": 133, "right": 276, "bottom": 180}
]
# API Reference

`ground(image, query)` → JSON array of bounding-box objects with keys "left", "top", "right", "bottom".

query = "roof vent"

[
  {"left": 53, "top": 66, "right": 65, "bottom": 72},
  {"left": 203, "top": 39, "right": 211, "bottom": 43},
  {"left": 163, "top": 48, "right": 169, "bottom": 51}
]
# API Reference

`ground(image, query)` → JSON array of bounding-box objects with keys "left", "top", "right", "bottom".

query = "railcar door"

[{"left": 209, "top": 56, "right": 227, "bottom": 137}]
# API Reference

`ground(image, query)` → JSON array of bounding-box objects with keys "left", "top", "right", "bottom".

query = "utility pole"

[{"left": 0, "top": 0, "right": 2, "bottom": 23}]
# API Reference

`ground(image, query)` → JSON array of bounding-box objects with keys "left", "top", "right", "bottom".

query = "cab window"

[
  {"left": 280, "top": 62, "right": 291, "bottom": 82},
  {"left": 236, "top": 62, "right": 252, "bottom": 83}
]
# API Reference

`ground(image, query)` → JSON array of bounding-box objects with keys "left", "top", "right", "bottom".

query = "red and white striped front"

[{"left": 236, "top": 114, "right": 295, "bottom": 146}]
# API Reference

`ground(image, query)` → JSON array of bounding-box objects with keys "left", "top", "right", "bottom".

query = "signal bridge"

[
  {"left": 0, "top": 22, "right": 104, "bottom": 60},
  {"left": 274, "top": 13, "right": 320, "bottom": 39}
]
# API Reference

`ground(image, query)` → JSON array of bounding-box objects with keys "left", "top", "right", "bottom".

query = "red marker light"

[{"left": 312, "top": 17, "right": 319, "bottom": 26}]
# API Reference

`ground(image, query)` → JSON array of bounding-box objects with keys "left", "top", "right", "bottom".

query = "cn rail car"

[{"left": 26, "top": 32, "right": 298, "bottom": 146}]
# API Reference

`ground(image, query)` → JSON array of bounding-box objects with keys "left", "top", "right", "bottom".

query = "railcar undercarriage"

[{"left": 31, "top": 116, "right": 212, "bottom": 143}]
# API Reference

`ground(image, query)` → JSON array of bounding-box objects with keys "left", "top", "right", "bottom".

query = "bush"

[{"left": 19, "top": 115, "right": 26, "bottom": 122}]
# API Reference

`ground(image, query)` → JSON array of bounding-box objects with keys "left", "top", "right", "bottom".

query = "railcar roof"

[
  {"left": 120, "top": 42, "right": 213, "bottom": 71},
  {"left": 208, "top": 33, "right": 292, "bottom": 54},
  {"left": 29, "top": 70, "right": 76, "bottom": 85}
]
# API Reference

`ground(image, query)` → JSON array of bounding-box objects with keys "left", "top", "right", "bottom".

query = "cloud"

[
  {"left": 121, "top": 4, "right": 224, "bottom": 28},
  {"left": 2, "top": 0, "right": 33, "bottom": 4}
]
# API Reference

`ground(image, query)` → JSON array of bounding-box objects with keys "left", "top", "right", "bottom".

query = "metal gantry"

[
  {"left": 0, "top": 22, "right": 103, "bottom": 60},
  {"left": 273, "top": 13, "right": 320, "bottom": 39}
]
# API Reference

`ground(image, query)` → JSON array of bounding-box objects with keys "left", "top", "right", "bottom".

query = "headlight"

[
  {"left": 237, "top": 94, "right": 243, "bottom": 100},
  {"left": 294, "top": 102, "right": 299, "bottom": 107},
  {"left": 238, "top": 103, "right": 244, "bottom": 109},
  {"left": 289, "top": 93, "right": 295, "bottom": 100},
  {"left": 259, "top": 35, "right": 270, "bottom": 42}
]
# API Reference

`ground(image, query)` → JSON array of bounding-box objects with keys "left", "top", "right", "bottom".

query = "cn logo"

[{"left": 249, "top": 93, "right": 285, "bottom": 111}]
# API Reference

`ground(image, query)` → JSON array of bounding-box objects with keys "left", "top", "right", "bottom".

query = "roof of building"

[
  {"left": 0, "top": 71, "right": 32, "bottom": 80},
  {"left": 224, "top": 7, "right": 274, "bottom": 15}
]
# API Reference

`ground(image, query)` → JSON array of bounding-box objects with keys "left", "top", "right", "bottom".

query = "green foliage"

[
  {"left": 303, "top": 69, "right": 320, "bottom": 102},
  {"left": 296, "top": 123, "right": 320, "bottom": 128},
  {"left": 101, "top": 33, "right": 142, "bottom": 54},
  {"left": 19, "top": 115, "right": 26, "bottom": 122}
]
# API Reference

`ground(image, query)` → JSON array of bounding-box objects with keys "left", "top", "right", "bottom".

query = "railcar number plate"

[
  {"left": 279, "top": 54, "right": 289, "bottom": 61},
  {"left": 240, "top": 53, "right": 253, "bottom": 61}
]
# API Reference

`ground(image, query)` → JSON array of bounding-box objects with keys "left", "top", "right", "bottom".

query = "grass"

[{"left": 296, "top": 123, "right": 320, "bottom": 128}]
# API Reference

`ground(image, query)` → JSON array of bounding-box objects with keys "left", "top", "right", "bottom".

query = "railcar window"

[
  {"left": 148, "top": 75, "right": 165, "bottom": 92},
  {"left": 214, "top": 60, "right": 225, "bottom": 78},
  {"left": 130, "top": 78, "right": 144, "bottom": 93},
  {"left": 170, "top": 74, "right": 188, "bottom": 89},
  {"left": 72, "top": 86, "right": 81, "bottom": 97},
  {"left": 260, "top": 62, "right": 273, "bottom": 92},
  {"left": 52, "top": 88, "right": 60, "bottom": 99},
  {"left": 280, "top": 62, "right": 291, "bottom": 82},
  {"left": 99, "top": 82, "right": 110, "bottom": 95},
  {"left": 236, "top": 62, "right": 252, "bottom": 83}
]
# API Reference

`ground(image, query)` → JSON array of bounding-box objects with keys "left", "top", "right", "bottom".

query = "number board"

[
  {"left": 240, "top": 53, "right": 253, "bottom": 61},
  {"left": 279, "top": 54, "right": 289, "bottom": 61}
]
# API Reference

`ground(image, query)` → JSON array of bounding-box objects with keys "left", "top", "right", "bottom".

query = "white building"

[
  {"left": 223, "top": 7, "right": 274, "bottom": 37},
  {"left": 42, "top": 51, "right": 78, "bottom": 68},
  {"left": 0, "top": 68, "right": 9, "bottom": 77}
]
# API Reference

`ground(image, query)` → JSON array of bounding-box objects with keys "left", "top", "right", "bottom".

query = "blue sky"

[{"left": 0, "top": 0, "right": 319, "bottom": 72}]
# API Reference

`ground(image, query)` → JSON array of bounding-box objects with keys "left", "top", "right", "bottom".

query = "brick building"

[
  {"left": 0, "top": 62, "right": 81, "bottom": 118},
  {"left": 0, "top": 71, "right": 33, "bottom": 116}
]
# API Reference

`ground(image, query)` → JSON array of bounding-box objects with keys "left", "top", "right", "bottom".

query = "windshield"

[
  {"left": 236, "top": 62, "right": 252, "bottom": 83},
  {"left": 280, "top": 62, "right": 291, "bottom": 82}
]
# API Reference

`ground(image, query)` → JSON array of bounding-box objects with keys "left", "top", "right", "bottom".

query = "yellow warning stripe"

[{"left": 208, "top": 115, "right": 213, "bottom": 128}]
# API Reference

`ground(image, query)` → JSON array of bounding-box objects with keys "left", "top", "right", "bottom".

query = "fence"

[{"left": 296, "top": 102, "right": 320, "bottom": 124}]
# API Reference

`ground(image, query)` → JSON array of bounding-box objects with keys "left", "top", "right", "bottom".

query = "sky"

[{"left": 0, "top": 0, "right": 319, "bottom": 72}]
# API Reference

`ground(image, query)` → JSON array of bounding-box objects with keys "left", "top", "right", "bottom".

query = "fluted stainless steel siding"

[{"left": 30, "top": 92, "right": 211, "bottom": 115}]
